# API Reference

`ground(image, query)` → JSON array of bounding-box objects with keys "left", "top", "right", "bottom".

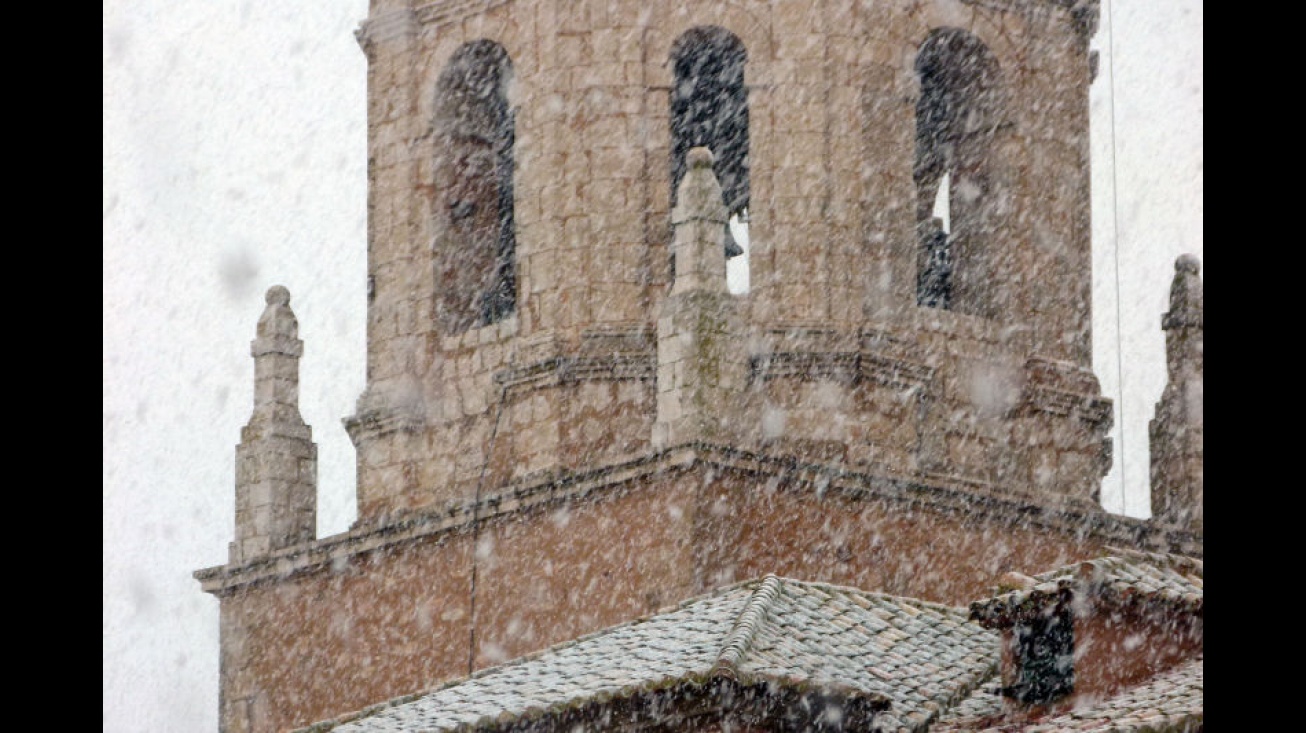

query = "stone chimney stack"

[
  {"left": 972, "top": 554, "right": 1203, "bottom": 716},
  {"left": 1149, "top": 255, "right": 1203, "bottom": 532},
  {"left": 231, "top": 285, "right": 318, "bottom": 564},
  {"left": 654, "top": 147, "right": 744, "bottom": 449}
]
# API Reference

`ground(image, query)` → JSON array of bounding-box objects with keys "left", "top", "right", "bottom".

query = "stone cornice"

[
  {"left": 747, "top": 326, "right": 935, "bottom": 389},
  {"left": 958, "top": 0, "right": 1096, "bottom": 39},
  {"left": 748, "top": 349, "right": 935, "bottom": 390},
  {"left": 493, "top": 354, "right": 657, "bottom": 395},
  {"left": 195, "top": 448, "right": 694, "bottom": 594},
  {"left": 342, "top": 406, "right": 425, "bottom": 447},
  {"left": 354, "top": 8, "right": 417, "bottom": 55},
  {"left": 1017, "top": 385, "right": 1112, "bottom": 424},
  {"left": 1017, "top": 358, "right": 1113, "bottom": 427},
  {"left": 860, "top": 352, "right": 936, "bottom": 390},
  {"left": 495, "top": 324, "right": 657, "bottom": 395},
  {"left": 749, "top": 351, "right": 860, "bottom": 383},
  {"left": 196, "top": 443, "right": 1200, "bottom": 595},
  {"left": 415, "top": 0, "right": 514, "bottom": 30}
]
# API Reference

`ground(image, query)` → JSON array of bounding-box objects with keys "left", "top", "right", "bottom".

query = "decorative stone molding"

[
  {"left": 861, "top": 329, "right": 936, "bottom": 391},
  {"left": 196, "top": 442, "right": 1203, "bottom": 595},
  {"left": 747, "top": 347, "right": 933, "bottom": 392},
  {"left": 956, "top": 0, "right": 1089, "bottom": 26},
  {"left": 747, "top": 326, "right": 934, "bottom": 390},
  {"left": 493, "top": 354, "right": 656, "bottom": 395},
  {"left": 416, "top": 0, "right": 514, "bottom": 29},
  {"left": 354, "top": 8, "right": 417, "bottom": 54},
  {"left": 1016, "top": 357, "right": 1113, "bottom": 427},
  {"left": 859, "top": 353, "right": 937, "bottom": 391},
  {"left": 567, "top": 354, "right": 657, "bottom": 383},
  {"left": 342, "top": 405, "right": 426, "bottom": 446},
  {"left": 749, "top": 351, "right": 860, "bottom": 384},
  {"left": 493, "top": 325, "right": 657, "bottom": 396},
  {"left": 579, "top": 324, "right": 655, "bottom": 357},
  {"left": 342, "top": 379, "right": 427, "bottom": 447},
  {"left": 493, "top": 356, "right": 566, "bottom": 393}
]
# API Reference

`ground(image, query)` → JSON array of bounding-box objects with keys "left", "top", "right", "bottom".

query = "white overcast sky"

[{"left": 103, "top": 2, "right": 1201, "bottom": 730}]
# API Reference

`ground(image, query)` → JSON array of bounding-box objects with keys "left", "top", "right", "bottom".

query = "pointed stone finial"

[
  {"left": 1160, "top": 254, "right": 1203, "bottom": 387},
  {"left": 1163, "top": 254, "right": 1203, "bottom": 332},
  {"left": 1149, "top": 255, "right": 1202, "bottom": 534},
  {"left": 254, "top": 286, "right": 301, "bottom": 357},
  {"left": 670, "top": 147, "right": 729, "bottom": 295},
  {"left": 673, "top": 147, "right": 727, "bottom": 225},
  {"left": 231, "top": 285, "right": 317, "bottom": 564},
  {"left": 251, "top": 285, "right": 305, "bottom": 415},
  {"left": 655, "top": 147, "right": 743, "bottom": 449}
]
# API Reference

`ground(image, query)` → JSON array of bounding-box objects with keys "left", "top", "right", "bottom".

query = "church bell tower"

[{"left": 196, "top": 3, "right": 1200, "bottom": 731}]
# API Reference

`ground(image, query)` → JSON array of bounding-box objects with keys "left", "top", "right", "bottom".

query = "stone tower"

[
  {"left": 344, "top": 0, "right": 1112, "bottom": 524},
  {"left": 196, "top": 2, "right": 1201, "bottom": 731}
]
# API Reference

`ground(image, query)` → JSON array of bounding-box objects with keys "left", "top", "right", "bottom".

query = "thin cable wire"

[{"left": 1105, "top": 0, "right": 1128, "bottom": 515}]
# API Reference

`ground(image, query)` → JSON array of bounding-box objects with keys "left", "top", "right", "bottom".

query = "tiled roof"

[
  {"left": 300, "top": 550, "right": 1202, "bottom": 733},
  {"left": 299, "top": 576, "right": 998, "bottom": 733},
  {"left": 738, "top": 583, "right": 997, "bottom": 733},
  {"left": 932, "top": 655, "right": 1203, "bottom": 732},
  {"left": 971, "top": 547, "right": 1203, "bottom": 627},
  {"left": 940, "top": 549, "right": 1204, "bottom": 732}
]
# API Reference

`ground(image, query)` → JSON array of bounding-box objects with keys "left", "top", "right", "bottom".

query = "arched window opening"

[
  {"left": 432, "top": 40, "right": 516, "bottom": 335},
  {"left": 913, "top": 28, "right": 1001, "bottom": 312},
  {"left": 670, "top": 26, "right": 750, "bottom": 291}
]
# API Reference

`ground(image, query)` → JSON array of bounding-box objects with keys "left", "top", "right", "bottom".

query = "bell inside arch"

[{"left": 724, "top": 223, "right": 744, "bottom": 258}]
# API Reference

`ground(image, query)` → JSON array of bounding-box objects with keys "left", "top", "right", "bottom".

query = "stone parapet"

[
  {"left": 198, "top": 441, "right": 1198, "bottom": 731},
  {"left": 199, "top": 442, "right": 1201, "bottom": 596}
]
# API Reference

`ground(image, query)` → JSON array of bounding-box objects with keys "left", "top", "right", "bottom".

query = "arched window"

[
  {"left": 432, "top": 40, "right": 516, "bottom": 335},
  {"left": 913, "top": 28, "right": 1001, "bottom": 311},
  {"left": 670, "top": 27, "right": 749, "bottom": 274}
]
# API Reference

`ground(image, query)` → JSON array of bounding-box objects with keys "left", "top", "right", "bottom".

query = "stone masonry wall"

[
  {"left": 346, "top": 0, "right": 1104, "bottom": 524},
  {"left": 202, "top": 452, "right": 1195, "bottom": 732},
  {"left": 203, "top": 1, "right": 1128, "bottom": 730}
]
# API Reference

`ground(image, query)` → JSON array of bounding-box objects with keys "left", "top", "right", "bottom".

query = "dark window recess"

[
  {"left": 483, "top": 107, "right": 516, "bottom": 325},
  {"left": 432, "top": 40, "right": 517, "bottom": 335},
  {"left": 670, "top": 26, "right": 748, "bottom": 259},
  {"left": 1005, "top": 607, "right": 1074, "bottom": 704},
  {"left": 917, "top": 217, "right": 951, "bottom": 309},
  {"left": 912, "top": 28, "right": 1000, "bottom": 311}
]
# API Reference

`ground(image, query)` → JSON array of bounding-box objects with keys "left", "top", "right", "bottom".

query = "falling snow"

[{"left": 103, "top": 2, "right": 1200, "bottom": 731}]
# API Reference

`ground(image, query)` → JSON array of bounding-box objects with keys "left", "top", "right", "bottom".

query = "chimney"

[
  {"left": 980, "top": 573, "right": 1075, "bottom": 706},
  {"left": 972, "top": 553, "right": 1203, "bottom": 715}
]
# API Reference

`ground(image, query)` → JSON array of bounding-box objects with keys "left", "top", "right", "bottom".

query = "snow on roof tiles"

[
  {"left": 932, "top": 655, "right": 1203, "bottom": 732},
  {"left": 300, "top": 576, "right": 996, "bottom": 732},
  {"left": 971, "top": 547, "right": 1203, "bottom": 627},
  {"left": 299, "top": 550, "right": 1201, "bottom": 733}
]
